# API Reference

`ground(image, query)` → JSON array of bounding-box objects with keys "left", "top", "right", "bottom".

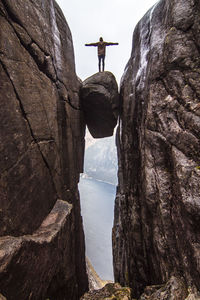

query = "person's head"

[{"left": 99, "top": 37, "right": 103, "bottom": 42}]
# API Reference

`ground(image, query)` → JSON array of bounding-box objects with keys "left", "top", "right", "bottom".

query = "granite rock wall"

[
  {"left": 113, "top": 0, "right": 200, "bottom": 297},
  {"left": 0, "top": 0, "right": 88, "bottom": 298}
]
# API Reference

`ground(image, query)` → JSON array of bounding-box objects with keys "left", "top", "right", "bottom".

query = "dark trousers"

[{"left": 98, "top": 55, "right": 105, "bottom": 72}]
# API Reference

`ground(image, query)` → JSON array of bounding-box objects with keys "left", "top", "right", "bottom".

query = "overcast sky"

[{"left": 56, "top": 0, "right": 158, "bottom": 84}]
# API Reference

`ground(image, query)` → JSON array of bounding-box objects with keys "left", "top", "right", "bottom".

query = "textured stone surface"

[
  {"left": 86, "top": 257, "right": 108, "bottom": 291},
  {"left": 0, "top": 200, "right": 80, "bottom": 300},
  {"left": 113, "top": 0, "right": 200, "bottom": 298},
  {"left": 81, "top": 71, "right": 119, "bottom": 138},
  {"left": 139, "top": 276, "right": 200, "bottom": 300},
  {"left": 139, "top": 276, "right": 188, "bottom": 300},
  {"left": 185, "top": 290, "right": 200, "bottom": 300},
  {"left": 0, "top": 0, "right": 87, "bottom": 298},
  {"left": 81, "top": 283, "right": 132, "bottom": 300},
  {"left": 0, "top": 0, "right": 84, "bottom": 236}
]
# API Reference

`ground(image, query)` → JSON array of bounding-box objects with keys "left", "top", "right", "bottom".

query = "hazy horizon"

[{"left": 56, "top": 0, "right": 158, "bottom": 84}]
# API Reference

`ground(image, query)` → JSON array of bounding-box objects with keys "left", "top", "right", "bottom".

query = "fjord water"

[{"left": 79, "top": 176, "right": 115, "bottom": 281}]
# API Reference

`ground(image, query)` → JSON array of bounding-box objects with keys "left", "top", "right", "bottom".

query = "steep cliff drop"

[
  {"left": 113, "top": 0, "right": 200, "bottom": 299},
  {"left": 0, "top": 0, "right": 88, "bottom": 299}
]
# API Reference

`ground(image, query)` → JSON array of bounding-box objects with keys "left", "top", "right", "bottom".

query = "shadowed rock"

[
  {"left": 113, "top": 0, "right": 200, "bottom": 298},
  {"left": 0, "top": 0, "right": 87, "bottom": 298},
  {"left": 81, "top": 71, "right": 119, "bottom": 138},
  {"left": 139, "top": 276, "right": 200, "bottom": 299},
  {"left": 139, "top": 277, "right": 188, "bottom": 300},
  {"left": 0, "top": 200, "right": 79, "bottom": 300}
]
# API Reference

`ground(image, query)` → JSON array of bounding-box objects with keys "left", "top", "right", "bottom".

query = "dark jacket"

[{"left": 85, "top": 41, "right": 118, "bottom": 56}]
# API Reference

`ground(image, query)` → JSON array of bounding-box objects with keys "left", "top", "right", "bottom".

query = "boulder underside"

[{"left": 81, "top": 71, "right": 119, "bottom": 138}]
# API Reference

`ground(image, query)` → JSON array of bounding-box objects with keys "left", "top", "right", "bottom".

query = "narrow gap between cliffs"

[{"left": 78, "top": 127, "right": 118, "bottom": 288}]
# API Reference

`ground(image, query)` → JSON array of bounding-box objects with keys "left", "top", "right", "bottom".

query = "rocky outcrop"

[
  {"left": 81, "top": 283, "right": 132, "bottom": 300},
  {"left": 86, "top": 257, "right": 109, "bottom": 291},
  {"left": 113, "top": 0, "right": 200, "bottom": 298},
  {"left": 139, "top": 276, "right": 188, "bottom": 300},
  {"left": 0, "top": 200, "right": 79, "bottom": 300},
  {"left": 139, "top": 276, "right": 200, "bottom": 300},
  {"left": 81, "top": 71, "right": 119, "bottom": 138},
  {"left": 0, "top": 0, "right": 87, "bottom": 298}
]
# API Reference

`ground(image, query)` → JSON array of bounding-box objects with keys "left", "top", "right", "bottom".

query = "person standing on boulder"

[{"left": 85, "top": 37, "right": 119, "bottom": 72}]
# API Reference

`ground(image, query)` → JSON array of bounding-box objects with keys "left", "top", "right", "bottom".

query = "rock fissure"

[
  {"left": 1, "top": 0, "right": 81, "bottom": 113},
  {"left": 148, "top": 127, "right": 200, "bottom": 169},
  {"left": 1, "top": 10, "right": 58, "bottom": 84},
  {"left": 1, "top": 0, "right": 22, "bottom": 28},
  {"left": 0, "top": 58, "right": 59, "bottom": 200},
  {"left": 0, "top": 143, "right": 36, "bottom": 176},
  {"left": 57, "top": 81, "right": 81, "bottom": 111},
  {"left": 0, "top": 59, "right": 31, "bottom": 127},
  {"left": 1, "top": 0, "right": 53, "bottom": 61},
  {"left": 160, "top": 77, "right": 200, "bottom": 120}
]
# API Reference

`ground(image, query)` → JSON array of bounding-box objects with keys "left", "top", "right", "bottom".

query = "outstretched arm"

[
  {"left": 105, "top": 42, "right": 119, "bottom": 46},
  {"left": 85, "top": 42, "right": 98, "bottom": 46}
]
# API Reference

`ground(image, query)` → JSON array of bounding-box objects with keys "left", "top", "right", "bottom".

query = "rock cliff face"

[
  {"left": 0, "top": 0, "right": 88, "bottom": 299},
  {"left": 81, "top": 72, "right": 119, "bottom": 138},
  {"left": 113, "top": 0, "right": 200, "bottom": 298}
]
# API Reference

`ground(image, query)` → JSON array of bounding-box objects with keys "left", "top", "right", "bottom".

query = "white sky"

[{"left": 56, "top": 0, "right": 158, "bottom": 84}]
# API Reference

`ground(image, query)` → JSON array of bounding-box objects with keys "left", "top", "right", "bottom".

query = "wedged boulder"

[
  {"left": 113, "top": 0, "right": 200, "bottom": 298},
  {"left": 81, "top": 71, "right": 119, "bottom": 138},
  {"left": 0, "top": 200, "right": 79, "bottom": 300}
]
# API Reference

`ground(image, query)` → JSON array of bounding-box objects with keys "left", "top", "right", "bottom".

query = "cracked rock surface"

[
  {"left": 113, "top": 0, "right": 200, "bottom": 298},
  {"left": 0, "top": 0, "right": 87, "bottom": 299}
]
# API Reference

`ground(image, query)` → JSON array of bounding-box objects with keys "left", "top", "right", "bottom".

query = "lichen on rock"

[{"left": 113, "top": 0, "right": 200, "bottom": 298}]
